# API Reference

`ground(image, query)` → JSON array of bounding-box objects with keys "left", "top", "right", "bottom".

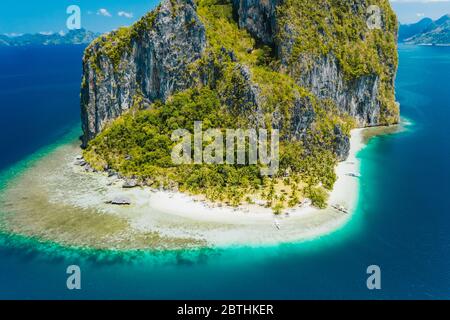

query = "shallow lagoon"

[{"left": 0, "top": 45, "right": 449, "bottom": 299}]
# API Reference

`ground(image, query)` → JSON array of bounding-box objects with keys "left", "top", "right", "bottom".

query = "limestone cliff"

[
  {"left": 81, "top": 0, "right": 206, "bottom": 147},
  {"left": 81, "top": 0, "right": 399, "bottom": 160},
  {"left": 232, "top": 0, "right": 398, "bottom": 127}
]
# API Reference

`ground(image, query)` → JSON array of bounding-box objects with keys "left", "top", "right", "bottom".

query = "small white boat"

[
  {"left": 347, "top": 172, "right": 361, "bottom": 178},
  {"left": 274, "top": 220, "right": 281, "bottom": 230},
  {"left": 332, "top": 204, "right": 349, "bottom": 214}
]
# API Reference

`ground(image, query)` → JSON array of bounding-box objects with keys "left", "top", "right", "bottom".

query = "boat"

[
  {"left": 274, "top": 220, "right": 281, "bottom": 230},
  {"left": 332, "top": 204, "right": 349, "bottom": 214},
  {"left": 347, "top": 172, "right": 361, "bottom": 178}
]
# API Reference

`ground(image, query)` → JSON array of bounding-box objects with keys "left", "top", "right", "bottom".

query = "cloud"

[
  {"left": 97, "top": 9, "right": 112, "bottom": 17},
  {"left": 118, "top": 11, "right": 133, "bottom": 19}
]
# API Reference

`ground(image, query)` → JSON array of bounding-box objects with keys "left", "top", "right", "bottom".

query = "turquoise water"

[{"left": 0, "top": 44, "right": 449, "bottom": 299}]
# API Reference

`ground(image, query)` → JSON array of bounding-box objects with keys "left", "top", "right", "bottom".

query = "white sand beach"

[{"left": 0, "top": 128, "right": 367, "bottom": 249}]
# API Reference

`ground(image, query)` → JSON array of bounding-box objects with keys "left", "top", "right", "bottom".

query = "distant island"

[
  {"left": 399, "top": 14, "right": 450, "bottom": 45},
  {"left": 0, "top": 29, "right": 99, "bottom": 46}
]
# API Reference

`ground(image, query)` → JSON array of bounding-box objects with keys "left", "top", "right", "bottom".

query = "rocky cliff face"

[
  {"left": 81, "top": 0, "right": 206, "bottom": 147},
  {"left": 232, "top": 0, "right": 279, "bottom": 45},
  {"left": 297, "top": 53, "right": 381, "bottom": 126},
  {"left": 231, "top": 0, "right": 398, "bottom": 127},
  {"left": 81, "top": 0, "right": 399, "bottom": 160}
]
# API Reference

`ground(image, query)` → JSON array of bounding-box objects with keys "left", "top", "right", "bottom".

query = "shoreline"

[
  {"left": 0, "top": 128, "right": 369, "bottom": 250},
  {"left": 135, "top": 128, "right": 365, "bottom": 243}
]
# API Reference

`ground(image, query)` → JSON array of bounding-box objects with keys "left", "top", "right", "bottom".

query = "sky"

[
  {"left": 0, "top": 0, "right": 160, "bottom": 35},
  {"left": 391, "top": 0, "right": 450, "bottom": 23},
  {"left": 0, "top": 0, "right": 449, "bottom": 35}
]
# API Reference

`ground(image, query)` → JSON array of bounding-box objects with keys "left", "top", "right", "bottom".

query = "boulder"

[
  {"left": 109, "top": 196, "right": 131, "bottom": 205},
  {"left": 122, "top": 179, "right": 138, "bottom": 188}
]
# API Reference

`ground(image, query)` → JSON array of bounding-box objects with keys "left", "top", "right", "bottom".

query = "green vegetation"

[
  {"left": 85, "top": 87, "right": 259, "bottom": 206},
  {"left": 305, "top": 186, "right": 329, "bottom": 209},
  {"left": 84, "top": 85, "right": 342, "bottom": 210},
  {"left": 84, "top": 0, "right": 397, "bottom": 212}
]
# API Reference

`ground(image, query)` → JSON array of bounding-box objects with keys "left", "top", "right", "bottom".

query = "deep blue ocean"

[{"left": 0, "top": 44, "right": 449, "bottom": 299}]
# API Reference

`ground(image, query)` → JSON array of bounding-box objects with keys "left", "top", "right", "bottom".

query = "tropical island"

[
  {"left": 81, "top": 0, "right": 398, "bottom": 210},
  {"left": 0, "top": 29, "right": 99, "bottom": 46},
  {"left": 399, "top": 14, "right": 450, "bottom": 46},
  {"left": 0, "top": 0, "right": 400, "bottom": 250}
]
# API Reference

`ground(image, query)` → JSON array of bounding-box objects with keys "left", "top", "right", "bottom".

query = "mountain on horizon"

[
  {"left": 399, "top": 14, "right": 450, "bottom": 45},
  {"left": 0, "top": 29, "right": 100, "bottom": 47}
]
